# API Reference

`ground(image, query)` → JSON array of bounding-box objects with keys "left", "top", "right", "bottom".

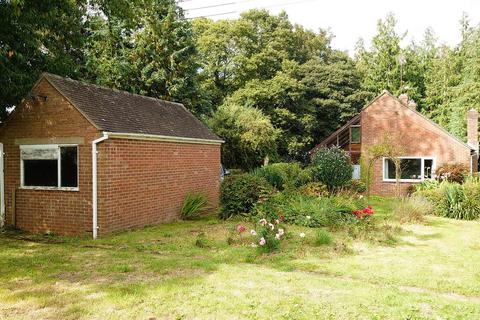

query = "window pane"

[
  {"left": 385, "top": 158, "right": 422, "bottom": 180},
  {"left": 424, "top": 159, "right": 433, "bottom": 179},
  {"left": 61, "top": 147, "right": 78, "bottom": 187},
  {"left": 351, "top": 127, "right": 361, "bottom": 143},
  {"left": 24, "top": 160, "right": 58, "bottom": 187}
]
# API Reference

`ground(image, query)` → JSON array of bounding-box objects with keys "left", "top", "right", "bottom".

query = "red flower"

[{"left": 237, "top": 225, "right": 246, "bottom": 233}]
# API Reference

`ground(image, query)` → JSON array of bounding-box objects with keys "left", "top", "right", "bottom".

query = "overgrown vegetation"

[
  {"left": 414, "top": 177, "right": 480, "bottom": 220},
  {"left": 180, "top": 192, "right": 210, "bottom": 220}
]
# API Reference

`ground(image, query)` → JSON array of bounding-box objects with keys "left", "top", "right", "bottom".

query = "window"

[
  {"left": 350, "top": 126, "right": 361, "bottom": 144},
  {"left": 21, "top": 145, "right": 78, "bottom": 189},
  {"left": 383, "top": 157, "right": 435, "bottom": 182}
]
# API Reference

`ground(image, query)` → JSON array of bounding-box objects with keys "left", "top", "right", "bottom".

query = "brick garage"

[
  {"left": 0, "top": 73, "right": 222, "bottom": 237},
  {"left": 311, "top": 91, "right": 478, "bottom": 196}
]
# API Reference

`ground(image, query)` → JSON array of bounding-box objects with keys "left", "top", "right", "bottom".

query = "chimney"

[
  {"left": 398, "top": 93, "right": 408, "bottom": 106},
  {"left": 407, "top": 100, "right": 417, "bottom": 110},
  {"left": 467, "top": 109, "right": 479, "bottom": 153}
]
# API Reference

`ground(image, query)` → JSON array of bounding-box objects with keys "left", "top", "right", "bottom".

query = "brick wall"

[
  {"left": 96, "top": 138, "right": 221, "bottom": 234},
  {"left": 361, "top": 94, "right": 471, "bottom": 196},
  {"left": 0, "top": 78, "right": 100, "bottom": 235}
]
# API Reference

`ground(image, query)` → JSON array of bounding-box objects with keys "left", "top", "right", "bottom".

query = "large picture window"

[
  {"left": 21, "top": 145, "right": 78, "bottom": 189},
  {"left": 383, "top": 157, "right": 435, "bottom": 182}
]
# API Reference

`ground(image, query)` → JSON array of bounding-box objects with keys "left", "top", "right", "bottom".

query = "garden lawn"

[{"left": 1, "top": 200, "right": 480, "bottom": 319}]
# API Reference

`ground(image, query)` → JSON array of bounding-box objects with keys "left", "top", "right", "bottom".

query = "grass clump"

[
  {"left": 180, "top": 192, "right": 210, "bottom": 220},
  {"left": 393, "top": 196, "right": 433, "bottom": 224},
  {"left": 314, "top": 229, "right": 333, "bottom": 246}
]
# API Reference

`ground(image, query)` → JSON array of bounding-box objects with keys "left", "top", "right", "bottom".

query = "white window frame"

[
  {"left": 382, "top": 156, "right": 436, "bottom": 183},
  {"left": 20, "top": 144, "right": 79, "bottom": 191}
]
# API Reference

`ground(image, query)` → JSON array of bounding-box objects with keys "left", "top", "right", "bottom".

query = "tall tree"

[{"left": 0, "top": 0, "right": 85, "bottom": 119}]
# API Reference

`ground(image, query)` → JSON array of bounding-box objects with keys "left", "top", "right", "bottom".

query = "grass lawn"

[{"left": 1, "top": 198, "right": 480, "bottom": 319}]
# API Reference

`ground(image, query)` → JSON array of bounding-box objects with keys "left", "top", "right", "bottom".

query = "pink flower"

[
  {"left": 259, "top": 237, "right": 266, "bottom": 246},
  {"left": 275, "top": 219, "right": 280, "bottom": 225},
  {"left": 236, "top": 225, "right": 246, "bottom": 233}
]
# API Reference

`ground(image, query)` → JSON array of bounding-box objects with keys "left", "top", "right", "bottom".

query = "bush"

[
  {"left": 314, "top": 229, "right": 333, "bottom": 246},
  {"left": 180, "top": 192, "right": 210, "bottom": 220},
  {"left": 393, "top": 196, "right": 433, "bottom": 224},
  {"left": 311, "top": 146, "right": 353, "bottom": 191},
  {"left": 220, "top": 173, "right": 273, "bottom": 219},
  {"left": 436, "top": 163, "right": 469, "bottom": 183},
  {"left": 414, "top": 179, "right": 480, "bottom": 220},
  {"left": 348, "top": 180, "right": 367, "bottom": 193},
  {"left": 255, "top": 194, "right": 363, "bottom": 228},
  {"left": 252, "top": 162, "right": 311, "bottom": 192},
  {"left": 298, "top": 182, "right": 329, "bottom": 197}
]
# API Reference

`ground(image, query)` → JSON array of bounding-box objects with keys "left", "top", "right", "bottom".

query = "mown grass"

[{"left": 1, "top": 198, "right": 480, "bottom": 319}]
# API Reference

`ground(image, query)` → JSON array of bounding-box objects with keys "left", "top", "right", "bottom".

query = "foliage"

[
  {"left": 298, "top": 182, "right": 329, "bottom": 197},
  {"left": 219, "top": 173, "right": 272, "bottom": 219},
  {"left": 415, "top": 178, "right": 480, "bottom": 220},
  {"left": 393, "top": 197, "right": 433, "bottom": 224},
  {"left": 311, "top": 146, "right": 353, "bottom": 191},
  {"left": 314, "top": 229, "right": 333, "bottom": 246},
  {"left": 180, "top": 192, "right": 210, "bottom": 220},
  {"left": 252, "top": 162, "right": 311, "bottom": 192},
  {"left": 209, "top": 103, "right": 279, "bottom": 169},
  {"left": 84, "top": 0, "right": 207, "bottom": 114},
  {"left": 348, "top": 180, "right": 367, "bottom": 193},
  {"left": 435, "top": 163, "right": 469, "bottom": 183},
  {"left": 0, "top": 0, "right": 85, "bottom": 119},
  {"left": 251, "top": 218, "right": 286, "bottom": 253},
  {"left": 255, "top": 194, "right": 363, "bottom": 229}
]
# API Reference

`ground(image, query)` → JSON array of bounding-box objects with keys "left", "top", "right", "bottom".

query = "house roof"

[
  {"left": 41, "top": 73, "right": 222, "bottom": 142},
  {"left": 310, "top": 90, "right": 472, "bottom": 154}
]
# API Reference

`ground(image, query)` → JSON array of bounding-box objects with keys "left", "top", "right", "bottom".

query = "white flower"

[
  {"left": 268, "top": 223, "right": 275, "bottom": 230},
  {"left": 299, "top": 232, "right": 306, "bottom": 238},
  {"left": 275, "top": 219, "right": 280, "bottom": 225},
  {"left": 250, "top": 242, "right": 258, "bottom": 248},
  {"left": 275, "top": 233, "right": 281, "bottom": 240},
  {"left": 259, "top": 218, "right": 267, "bottom": 226},
  {"left": 306, "top": 215, "right": 311, "bottom": 220},
  {"left": 358, "top": 195, "right": 364, "bottom": 199},
  {"left": 250, "top": 229, "right": 257, "bottom": 236},
  {"left": 259, "top": 237, "right": 266, "bottom": 246},
  {"left": 278, "top": 228, "right": 284, "bottom": 236}
]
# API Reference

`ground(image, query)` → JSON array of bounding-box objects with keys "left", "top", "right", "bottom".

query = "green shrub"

[
  {"left": 298, "top": 182, "right": 329, "bottom": 197},
  {"left": 252, "top": 162, "right": 311, "bottom": 192},
  {"left": 314, "top": 229, "right": 333, "bottom": 246},
  {"left": 393, "top": 196, "right": 433, "bottom": 224},
  {"left": 415, "top": 179, "right": 480, "bottom": 220},
  {"left": 311, "top": 146, "right": 353, "bottom": 191},
  {"left": 348, "top": 180, "right": 367, "bottom": 193},
  {"left": 220, "top": 173, "right": 272, "bottom": 219},
  {"left": 255, "top": 194, "right": 362, "bottom": 228},
  {"left": 180, "top": 192, "right": 210, "bottom": 220}
]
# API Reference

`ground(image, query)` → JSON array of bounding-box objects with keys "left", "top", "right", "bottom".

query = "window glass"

[
  {"left": 21, "top": 145, "right": 78, "bottom": 188},
  {"left": 424, "top": 159, "right": 433, "bottom": 179},
  {"left": 351, "top": 127, "right": 361, "bottom": 143},
  {"left": 23, "top": 160, "right": 58, "bottom": 186},
  {"left": 61, "top": 147, "right": 78, "bottom": 187},
  {"left": 385, "top": 158, "right": 422, "bottom": 180}
]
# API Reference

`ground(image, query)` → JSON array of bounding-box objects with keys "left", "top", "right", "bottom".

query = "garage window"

[{"left": 21, "top": 145, "right": 78, "bottom": 189}]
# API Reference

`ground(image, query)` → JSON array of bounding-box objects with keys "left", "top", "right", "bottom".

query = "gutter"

[
  {"left": 91, "top": 133, "right": 109, "bottom": 239},
  {"left": 104, "top": 132, "right": 224, "bottom": 145}
]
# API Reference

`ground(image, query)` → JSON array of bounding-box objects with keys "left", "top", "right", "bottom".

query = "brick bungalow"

[
  {"left": 0, "top": 73, "right": 223, "bottom": 237},
  {"left": 310, "top": 91, "right": 479, "bottom": 196}
]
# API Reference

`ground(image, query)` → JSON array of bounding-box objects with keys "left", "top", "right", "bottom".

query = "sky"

[{"left": 179, "top": 0, "right": 480, "bottom": 55}]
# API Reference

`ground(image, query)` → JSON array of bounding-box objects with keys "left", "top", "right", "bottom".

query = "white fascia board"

[{"left": 103, "top": 132, "right": 224, "bottom": 145}]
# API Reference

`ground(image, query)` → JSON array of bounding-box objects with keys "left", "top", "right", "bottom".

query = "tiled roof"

[{"left": 42, "top": 73, "right": 222, "bottom": 142}]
